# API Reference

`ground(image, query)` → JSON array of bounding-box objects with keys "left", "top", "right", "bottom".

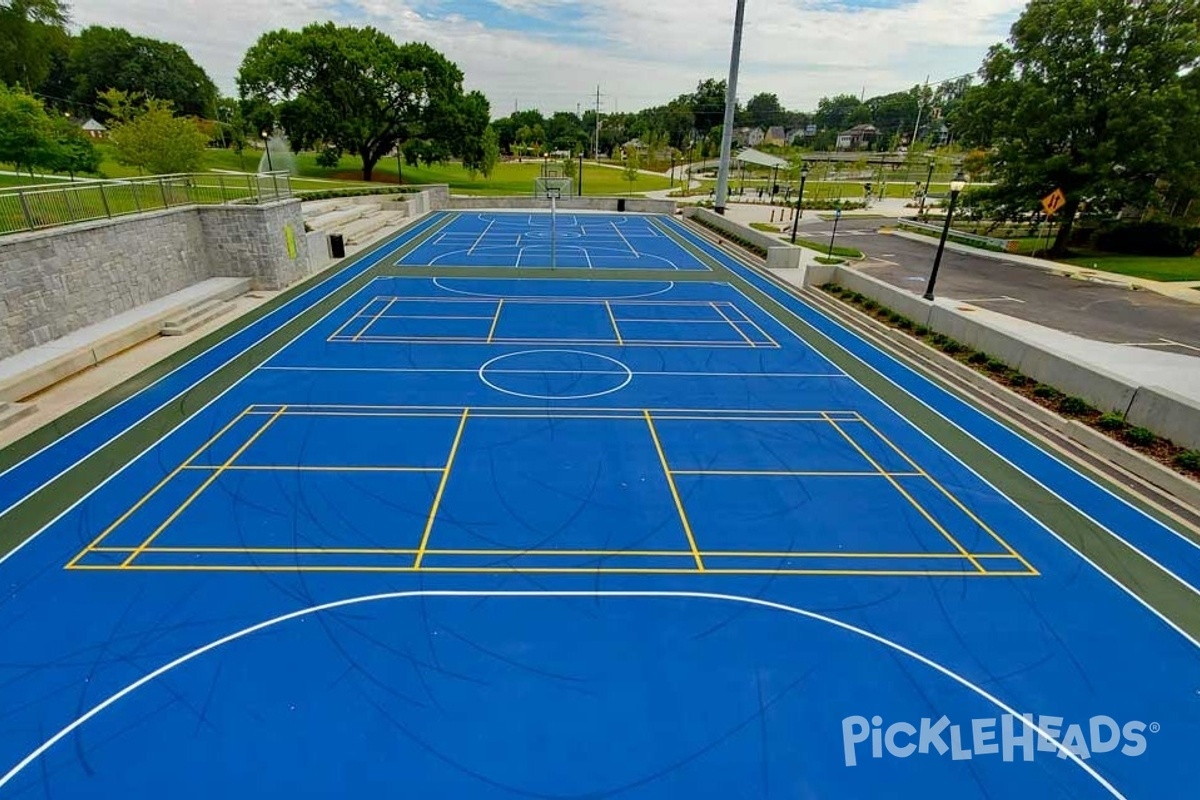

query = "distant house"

[
  {"left": 764, "top": 126, "right": 786, "bottom": 145},
  {"left": 732, "top": 127, "right": 766, "bottom": 147},
  {"left": 80, "top": 118, "right": 108, "bottom": 139},
  {"left": 835, "top": 124, "right": 878, "bottom": 150}
]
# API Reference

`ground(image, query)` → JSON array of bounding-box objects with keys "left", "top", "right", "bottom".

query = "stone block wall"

[{"left": 199, "top": 199, "right": 311, "bottom": 290}]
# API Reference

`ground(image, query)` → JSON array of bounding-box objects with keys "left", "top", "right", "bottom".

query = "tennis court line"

[
  {"left": 120, "top": 406, "right": 288, "bottom": 568},
  {"left": 710, "top": 301, "right": 756, "bottom": 346},
  {"left": 353, "top": 298, "right": 394, "bottom": 341},
  {"left": 823, "top": 412, "right": 986, "bottom": 573},
  {"left": 412, "top": 408, "right": 469, "bottom": 570},
  {"left": 486, "top": 299, "right": 504, "bottom": 343},
  {"left": 644, "top": 410, "right": 704, "bottom": 571},
  {"left": 261, "top": 366, "right": 848, "bottom": 379},
  {"left": 604, "top": 300, "right": 624, "bottom": 345},
  {"left": 86, "top": 546, "right": 1023, "bottom": 559},
  {"left": 64, "top": 564, "right": 1037, "bottom": 576}
]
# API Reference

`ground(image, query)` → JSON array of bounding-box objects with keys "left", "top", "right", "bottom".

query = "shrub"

[
  {"left": 967, "top": 352, "right": 990, "bottom": 365},
  {"left": 1174, "top": 450, "right": 1200, "bottom": 472},
  {"left": 941, "top": 340, "right": 965, "bottom": 355},
  {"left": 930, "top": 333, "right": 949, "bottom": 346},
  {"left": 1007, "top": 374, "right": 1030, "bottom": 388},
  {"left": 1033, "top": 385, "right": 1061, "bottom": 400},
  {"left": 1096, "top": 413, "right": 1127, "bottom": 431},
  {"left": 897, "top": 317, "right": 914, "bottom": 330},
  {"left": 1093, "top": 220, "right": 1200, "bottom": 257},
  {"left": 914, "top": 325, "right": 930, "bottom": 336},
  {"left": 1124, "top": 427, "right": 1157, "bottom": 447},
  {"left": 985, "top": 359, "right": 1009, "bottom": 374},
  {"left": 863, "top": 299, "right": 879, "bottom": 311},
  {"left": 887, "top": 311, "right": 902, "bottom": 323},
  {"left": 850, "top": 292, "right": 865, "bottom": 304},
  {"left": 1057, "top": 396, "right": 1094, "bottom": 416}
]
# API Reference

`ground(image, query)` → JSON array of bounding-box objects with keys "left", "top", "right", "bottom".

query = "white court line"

[
  {"left": 467, "top": 218, "right": 495, "bottom": 256},
  {"left": 0, "top": 591, "right": 1127, "bottom": 799},
  {"left": 261, "top": 366, "right": 848, "bottom": 378},
  {"left": 670, "top": 216, "right": 1200, "bottom": 647},
  {"left": 0, "top": 280, "right": 380, "bottom": 571}
]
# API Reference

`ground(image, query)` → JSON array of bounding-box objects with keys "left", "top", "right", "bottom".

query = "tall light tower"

[{"left": 713, "top": 0, "right": 747, "bottom": 216}]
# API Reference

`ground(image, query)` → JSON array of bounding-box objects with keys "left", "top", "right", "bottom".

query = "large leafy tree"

[
  {"left": 744, "top": 92, "right": 784, "bottom": 130},
  {"left": 108, "top": 99, "right": 210, "bottom": 174},
  {"left": 955, "top": 0, "right": 1200, "bottom": 252},
  {"left": 0, "top": 0, "right": 68, "bottom": 88},
  {"left": 70, "top": 26, "right": 218, "bottom": 120},
  {"left": 238, "top": 23, "right": 487, "bottom": 181},
  {"left": 0, "top": 82, "right": 55, "bottom": 175}
]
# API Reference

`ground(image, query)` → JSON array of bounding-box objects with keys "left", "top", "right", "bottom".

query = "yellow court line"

[
  {"left": 670, "top": 470, "right": 923, "bottom": 477},
  {"left": 604, "top": 300, "right": 624, "bottom": 345},
  {"left": 710, "top": 301, "right": 756, "bottom": 347},
  {"left": 822, "top": 413, "right": 986, "bottom": 574},
  {"left": 119, "top": 406, "right": 289, "bottom": 568},
  {"left": 850, "top": 416, "right": 1039, "bottom": 575},
  {"left": 179, "top": 464, "right": 444, "bottom": 473},
  {"left": 412, "top": 408, "right": 470, "bottom": 569},
  {"left": 644, "top": 410, "right": 704, "bottom": 570},
  {"left": 64, "top": 407, "right": 256, "bottom": 568},
  {"left": 66, "top": 564, "right": 1030, "bottom": 577},
  {"left": 88, "top": 545, "right": 1024, "bottom": 560},
  {"left": 486, "top": 299, "right": 504, "bottom": 343},
  {"left": 334, "top": 336, "right": 778, "bottom": 349},
  {"left": 352, "top": 298, "right": 395, "bottom": 342}
]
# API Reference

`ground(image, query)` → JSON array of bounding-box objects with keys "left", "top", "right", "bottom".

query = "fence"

[
  {"left": 896, "top": 217, "right": 1018, "bottom": 253},
  {"left": 0, "top": 172, "right": 293, "bottom": 235}
]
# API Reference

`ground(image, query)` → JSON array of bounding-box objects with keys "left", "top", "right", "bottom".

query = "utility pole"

[
  {"left": 714, "top": 0, "right": 747, "bottom": 216},
  {"left": 594, "top": 85, "right": 602, "bottom": 160}
]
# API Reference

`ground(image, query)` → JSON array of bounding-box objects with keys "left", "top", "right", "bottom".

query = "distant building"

[
  {"left": 835, "top": 124, "right": 878, "bottom": 151},
  {"left": 764, "top": 126, "right": 787, "bottom": 145},
  {"left": 80, "top": 118, "right": 108, "bottom": 139},
  {"left": 732, "top": 127, "right": 766, "bottom": 147}
]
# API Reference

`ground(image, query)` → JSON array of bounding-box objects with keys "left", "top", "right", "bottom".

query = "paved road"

[{"left": 801, "top": 218, "right": 1200, "bottom": 356}]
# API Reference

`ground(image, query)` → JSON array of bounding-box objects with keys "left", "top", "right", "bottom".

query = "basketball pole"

[{"left": 550, "top": 191, "right": 557, "bottom": 270}]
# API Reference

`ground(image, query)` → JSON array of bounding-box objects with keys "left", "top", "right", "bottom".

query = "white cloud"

[{"left": 65, "top": 0, "right": 1024, "bottom": 115}]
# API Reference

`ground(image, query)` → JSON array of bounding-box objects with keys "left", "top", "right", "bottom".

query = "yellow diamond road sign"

[{"left": 1042, "top": 188, "right": 1066, "bottom": 217}]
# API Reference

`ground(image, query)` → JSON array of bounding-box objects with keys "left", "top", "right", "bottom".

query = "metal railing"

[
  {"left": 0, "top": 172, "right": 293, "bottom": 235},
  {"left": 897, "top": 217, "right": 1014, "bottom": 252}
]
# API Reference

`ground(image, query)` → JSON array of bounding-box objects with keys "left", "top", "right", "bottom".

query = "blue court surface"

[
  {"left": 397, "top": 211, "right": 710, "bottom": 269},
  {"left": 0, "top": 211, "right": 1197, "bottom": 798}
]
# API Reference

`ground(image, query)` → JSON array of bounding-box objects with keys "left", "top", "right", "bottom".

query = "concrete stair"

[
  {"left": 342, "top": 211, "right": 407, "bottom": 245},
  {"left": 306, "top": 203, "right": 380, "bottom": 232},
  {"left": 160, "top": 298, "right": 237, "bottom": 336},
  {"left": 0, "top": 401, "right": 37, "bottom": 432}
]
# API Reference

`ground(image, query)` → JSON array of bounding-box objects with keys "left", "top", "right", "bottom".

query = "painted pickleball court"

[{"left": 0, "top": 210, "right": 1198, "bottom": 798}]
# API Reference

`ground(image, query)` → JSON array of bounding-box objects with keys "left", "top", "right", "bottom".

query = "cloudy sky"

[{"left": 66, "top": 0, "right": 1025, "bottom": 115}]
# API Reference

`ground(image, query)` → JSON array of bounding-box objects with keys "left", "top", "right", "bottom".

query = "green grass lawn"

[
  {"left": 0, "top": 174, "right": 67, "bottom": 188},
  {"left": 292, "top": 153, "right": 671, "bottom": 195},
  {"left": 1060, "top": 252, "right": 1200, "bottom": 282}
]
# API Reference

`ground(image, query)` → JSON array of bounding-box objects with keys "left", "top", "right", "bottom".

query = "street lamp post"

[
  {"left": 917, "top": 155, "right": 935, "bottom": 218},
  {"left": 827, "top": 202, "right": 843, "bottom": 259},
  {"left": 670, "top": 154, "right": 676, "bottom": 189},
  {"left": 261, "top": 131, "right": 274, "bottom": 172},
  {"left": 790, "top": 164, "right": 811, "bottom": 244},
  {"left": 923, "top": 170, "right": 968, "bottom": 301}
]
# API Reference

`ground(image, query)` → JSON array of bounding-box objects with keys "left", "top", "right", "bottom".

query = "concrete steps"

[
  {"left": 306, "top": 203, "right": 380, "bottom": 232},
  {"left": 0, "top": 401, "right": 36, "bottom": 432},
  {"left": 342, "top": 211, "right": 406, "bottom": 245},
  {"left": 161, "top": 298, "right": 237, "bottom": 336}
]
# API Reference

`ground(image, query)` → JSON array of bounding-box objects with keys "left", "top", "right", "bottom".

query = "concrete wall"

[
  {"left": 1126, "top": 387, "right": 1200, "bottom": 450},
  {"left": 447, "top": 196, "right": 675, "bottom": 214},
  {"left": 0, "top": 200, "right": 312, "bottom": 359},
  {"left": 681, "top": 207, "right": 807, "bottom": 263}
]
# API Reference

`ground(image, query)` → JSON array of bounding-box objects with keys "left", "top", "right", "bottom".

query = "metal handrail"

[
  {"left": 897, "top": 217, "right": 1011, "bottom": 250},
  {"left": 0, "top": 171, "right": 293, "bottom": 235}
]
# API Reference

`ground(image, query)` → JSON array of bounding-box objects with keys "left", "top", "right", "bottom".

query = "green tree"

[
  {"left": 71, "top": 26, "right": 218, "bottom": 120},
  {"left": 622, "top": 145, "right": 640, "bottom": 195},
  {"left": 0, "top": 0, "right": 68, "bottom": 88},
  {"left": 238, "top": 23, "right": 486, "bottom": 182},
  {"left": 479, "top": 125, "right": 500, "bottom": 179},
  {"left": 745, "top": 92, "right": 785, "bottom": 130},
  {"left": 955, "top": 0, "right": 1200, "bottom": 252},
  {"left": 108, "top": 99, "right": 210, "bottom": 174},
  {"left": 689, "top": 78, "right": 729, "bottom": 133},
  {"left": 0, "top": 83, "right": 55, "bottom": 176},
  {"left": 46, "top": 115, "right": 101, "bottom": 178}
]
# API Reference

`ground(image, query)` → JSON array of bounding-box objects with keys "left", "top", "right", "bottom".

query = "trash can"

[
  {"left": 328, "top": 233, "right": 345, "bottom": 259},
  {"left": 617, "top": 198, "right": 626, "bottom": 212}
]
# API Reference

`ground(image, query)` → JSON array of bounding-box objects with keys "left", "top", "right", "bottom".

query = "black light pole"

[
  {"left": 396, "top": 147, "right": 403, "bottom": 185},
  {"left": 923, "top": 170, "right": 967, "bottom": 301},
  {"left": 578, "top": 150, "right": 584, "bottom": 196},
  {"left": 670, "top": 153, "right": 676, "bottom": 188},
  {"left": 261, "top": 131, "right": 274, "bottom": 172},
  {"left": 827, "top": 203, "right": 843, "bottom": 259},
  {"left": 918, "top": 155, "right": 935, "bottom": 218},
  {"left": 789, "top": 164, "right": 810, "bottom": 244}
]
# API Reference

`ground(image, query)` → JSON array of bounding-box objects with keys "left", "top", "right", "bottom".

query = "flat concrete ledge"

[
  {"left": 1126, "top": 386, "right": 1200, "bottom": 451},
  {"left": 446, "top": 196, "right": 675, "bottom": 214},
  {"left": 0, "top": 277, "right": 251, "bottom": 402}
]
